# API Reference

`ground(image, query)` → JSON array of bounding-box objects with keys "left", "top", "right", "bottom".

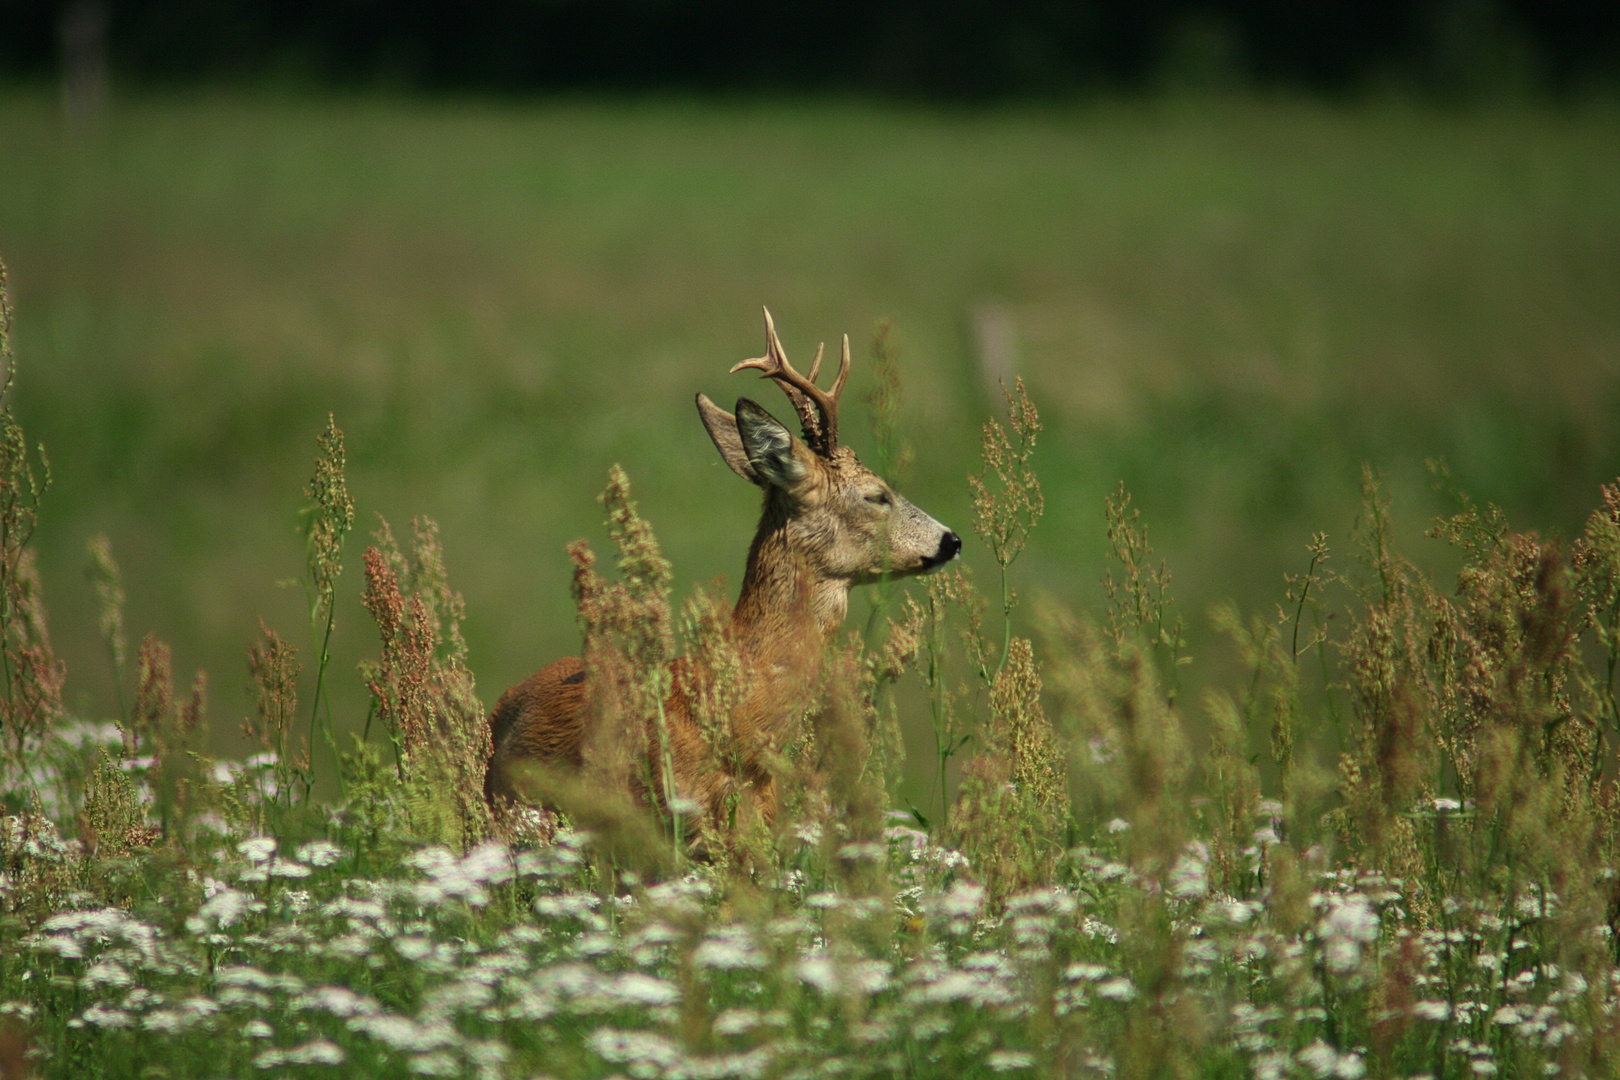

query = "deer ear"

[
  {"left": 734, "top": 398, "right": 808, "bottom": 490},
  {"left": 696, "top": 393, "right": 759, "bottom": 484}
]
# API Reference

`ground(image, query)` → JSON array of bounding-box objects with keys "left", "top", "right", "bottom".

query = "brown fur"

[
  {"left": 484, "top": 657, "right": 589, "bottom": 803},
  {"left": 485, "top": 312, "right": 959, "bottom": 839}
]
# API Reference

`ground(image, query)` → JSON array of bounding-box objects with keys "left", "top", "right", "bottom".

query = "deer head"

[{"left": 695, "top": 310, "right": 960, "bottom": 623}]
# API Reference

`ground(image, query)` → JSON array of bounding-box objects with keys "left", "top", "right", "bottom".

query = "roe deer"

[{"left": 485, "top": 309, "right": 960, "bottom": 841}]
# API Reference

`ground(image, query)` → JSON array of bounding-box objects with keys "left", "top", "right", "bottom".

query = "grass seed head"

[
  {"left": 969, "top": 377, "right": 1042, "bottom": 571},
  {"left": 360, "top": 517, "right": 491, "bottom": 849},
  {"left": 304, "top": 413, "right": 354, "bottom": 626},
  {"left": 86, "top": 534, "right": 127, "bottom": 692}
]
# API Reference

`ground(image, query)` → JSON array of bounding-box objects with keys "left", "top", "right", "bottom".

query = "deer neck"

[{"left": 732, "top": 514, "right": 847, "bottom": 662}]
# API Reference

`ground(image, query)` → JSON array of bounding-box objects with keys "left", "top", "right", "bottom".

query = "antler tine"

[
  {"left": 813, "top": 336, "right": 849, "bottom": 451},
  {"left": 832, "top": 334, "right": 851, "bottom": 403},
  {"left": 807, "top": 341, "right": 824, "bottom": 383},
  {"left": 729, "top": 307, "right": 845, "bottom": 453}
]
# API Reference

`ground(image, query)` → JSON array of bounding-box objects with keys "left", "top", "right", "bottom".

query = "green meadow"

[
  {"left": 1, "top": 90, "right": 1617, "bottom": 768},
  {"left": 5, "top": 90, "right": 1620, "bottom": 1080}
]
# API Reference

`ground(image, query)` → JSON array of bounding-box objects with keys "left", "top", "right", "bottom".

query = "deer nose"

[{"left": 937, "top": 530, "right": 961, "bottom": 563}]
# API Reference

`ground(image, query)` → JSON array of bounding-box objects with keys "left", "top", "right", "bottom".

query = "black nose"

[{"left": 938, "top": 530, "right": 961, "bottom": 562}]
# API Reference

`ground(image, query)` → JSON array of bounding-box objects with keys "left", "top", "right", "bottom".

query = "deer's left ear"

[
  {"left": 734, "top": 398, "right": 810, "bottom": 490},
  {"left": 696, "top": 393, "right": 759, "bottom": 484}
]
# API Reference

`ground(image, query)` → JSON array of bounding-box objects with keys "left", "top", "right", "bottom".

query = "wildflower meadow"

[{"left": 4, "top": 246, "right": 1620, "bottom": 1080}]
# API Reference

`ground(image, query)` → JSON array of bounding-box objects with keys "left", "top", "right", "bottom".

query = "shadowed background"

[{"left": 0, "top": 2, "right": 1617, "bottom": 785}]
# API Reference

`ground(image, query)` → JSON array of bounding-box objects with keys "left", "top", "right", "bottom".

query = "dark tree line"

[{"left": 1, "top": 0, "right": 1616, "bottom": 98}]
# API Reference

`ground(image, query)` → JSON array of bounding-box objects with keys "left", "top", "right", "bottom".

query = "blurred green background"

[{"left": 1, "top": 91, "right": 1617, "bottom": 765}]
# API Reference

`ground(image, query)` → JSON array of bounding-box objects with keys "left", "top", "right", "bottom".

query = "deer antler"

[{"left": 730, "top": 307, "right": 850, "bottom": 455}]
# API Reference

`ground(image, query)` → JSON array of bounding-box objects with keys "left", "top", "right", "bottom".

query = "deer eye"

[{"left": 865, "top": 491, "right": 892, "bottom": 508}]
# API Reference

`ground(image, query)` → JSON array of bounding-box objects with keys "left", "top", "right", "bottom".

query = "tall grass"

[{"left": 5, "top": 260, "right": 1620, "bottom": 1078}]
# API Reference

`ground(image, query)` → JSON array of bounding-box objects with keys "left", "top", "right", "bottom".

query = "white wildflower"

[
  {"left": 1211, "top": 897, "right": 1259, "bottom": 925},
  {"left": 1297, "top": 1040, "right": 1360, "bottom": 1079},
  {"left": 394, "top": 937, "right": 435, "bottom": 962},
  {"left": 684, "top": 1047, "right": 774, "bottom": 1079},
  {"left": 694, "top": 926, "right": 767, "bottom": 971},
  {"left": 573, "top": 932, "right": 616, "bottom": 958},
  {"left": 216, "top": 966, "right": 304, "bottom": 994},
  {"left": 1412, "top": 1000, "right": 1451, "bottom": 1022},
  {"left": 534, "top": 892, "right": 601, "bottom": 922},
  {"left": 1005, "top": 888, "right": 1077, "bottom": 918},
  {"left": 285, "top": 1039, "right": 345, "bottom": 1066},
  {"left": 712, "top": 1009, "right": 762, "bottom": 1037},
  {"left": 1081, "top": 917, "right": 1119, "bottom": 944},
  {"left": 423, "top": 980, "right": 495, "bottom": 1017},
  {"left": 589, "top": 1028, "right": 683, "bottom": 1070},
  {"left": 324, "top": 896, "right": 388, "bottom": 924},
  {"left": 607, "top": 973, "right": 680, "bottom": 1009},
  {"left": 925, "top": 880, "right": 985, "bottom": 933},
  {"left": 80, "top": 1004, "right": 132, "bottom": 1029},
  {"left": 465, "top": 1039, "right": 510, "bottom": 1071},
  {"left": 1168, "top": 844, "right": 1209, "bottom": 900},
  {"left": 349, "top": 1013, "right": 456, "bottom": 1053},
  {"left": 836, "top": 841, "right": 885, "bottom": 864},
  {"left": 292, "top": 986, "right": 379, "bottom": 1018},
  {"left": 800, "top": 952, "right": 891, "bottom": 997},
  {"left": 1252, "top": 1051, "right": 1292, "bottom": 1080},
  {"left": 986, "top": 1050, "right": 1035, "bottom": 1072},
  {"left": 406, "top": 846, "right": 493, "bottom": 906},
  {"left": 296, "top": 840, "right": 342, "bottom": 866},
  {"left": 1095, "top": 978, "right": 1137, "bottom": 1001},
  {"left": 884, "top": 824, "right": 929, "bottom": 852},
  {"left": 242, "top": 1019, "right": 274, "bottom": 1039},
  {"left": 237, "top": 837, "right": 277, "bottom": 864},
  {"left": 1320, "top": 893, "right": 1380, "bottom": 943},
  {"left": 1318, "top": 893, "right": 1379, "bottom": 973},
  {"left": 142, "top": 998, "right": 218, "bottom": 1033},
  {"left": 1106, "top": 818, "right": 1130, "bottom": 833},
  {"left": 82, "top": 960, "right": 132, "bottom": 989},
  {"left": 57, "top": 719, "right": 123, "bottom": 748},
  {"left": 460, "top": 841, "right": 514, "bottom": 885},
  {"left": 1064, "top": 963, "right": 1111, "bottom": 982},
  {"left": 408, "top": 1051, "right": 459, "bottom": 1076},
  {"left": 913, "top": 968, "right": 1015, "bottom": 1007},
  {"left": 797, "top": 954, "right": 838, "bottom": 994}
]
